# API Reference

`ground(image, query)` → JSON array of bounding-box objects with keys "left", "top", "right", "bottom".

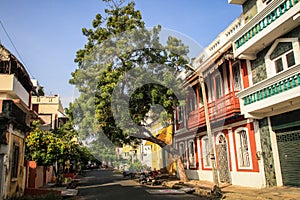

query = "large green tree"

[{"left": 70, "top": 0, "right": 190, "bottom": 181}]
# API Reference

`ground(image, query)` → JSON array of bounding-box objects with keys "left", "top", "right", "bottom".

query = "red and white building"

[{"left": 174, "top": 0, "right": 300, "bottom": 188}]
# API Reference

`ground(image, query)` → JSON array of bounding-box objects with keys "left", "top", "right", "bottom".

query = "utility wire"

[{"left": 0, "top": 19, "right": 34, "bottom": 78}]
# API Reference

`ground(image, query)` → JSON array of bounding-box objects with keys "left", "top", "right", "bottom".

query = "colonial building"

[
  {"left": 0, "top": 44, "right": 35, "bottom": 199},
  {"left": 174, "top": 0, "right": 300, "bottom": 188},
  {"left": 174, "top": 0, "right": 299, "bottom": 188},
  {"left": 232, "top": 0, "right": 300, "bottom": 187},
  {"left": 174, "top": 12, "right": 266, "bottom": 188}
]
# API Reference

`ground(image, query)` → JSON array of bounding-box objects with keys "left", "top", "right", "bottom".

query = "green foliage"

[
  {"left": 25, "top": 121, "right": 61, "bottom": 166},
  {"left": 26, "top": 118, "right": 96, "bottom": 169},
  {"left": 70, "top": 0, "right": 189, "bottom": 148},
  {"left": 127, "top": 159, "right": 147, "bottom": 171}
]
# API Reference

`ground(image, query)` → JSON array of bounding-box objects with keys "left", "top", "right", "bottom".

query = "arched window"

[{"left": 235, "top": 128, "right": 252, "bottom": 168}]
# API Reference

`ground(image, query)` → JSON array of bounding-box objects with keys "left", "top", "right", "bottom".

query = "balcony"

[
  {"left": 187, "top": 91, "right": 240, "bottom": 129},
  {"left": 236, "top": 64, "right": 300, "bottom": 118},
  {"left": 0, "top": 74, "right": 30, "bottom": 107},
  {"left": 1, "top": 100, "right": 28, "bottom": 127},
  {"left": 232, "top": 0, "right": 300, "bottom": 59}
]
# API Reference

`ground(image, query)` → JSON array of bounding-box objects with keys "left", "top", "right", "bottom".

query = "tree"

[
  {"left": 70, "top": 0, "right": 190, "bottom": 181},
  {"left": 26, "top": 121, "right": 61, "bottom": 166}
]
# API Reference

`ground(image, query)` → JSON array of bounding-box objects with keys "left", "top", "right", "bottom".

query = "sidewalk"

[{"left": 162, "top": 179, "right": 300, "bottom": 199}]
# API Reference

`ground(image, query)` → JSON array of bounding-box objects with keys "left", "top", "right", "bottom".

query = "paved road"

[{"left": 76, "top": 169, "right": 210, "bottom": 200}]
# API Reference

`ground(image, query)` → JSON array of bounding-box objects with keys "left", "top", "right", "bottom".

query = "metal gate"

[
  {"left": 216, "top": 135, "right": 231, "bottom": 183},
  {"left": 276, "top": 130, "right": 300, "bottom": 186}
]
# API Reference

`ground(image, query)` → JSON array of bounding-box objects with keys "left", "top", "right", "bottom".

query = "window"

[
  {"left": 188, "top": 140, "right": 196, "bottom": 168},
  {"left": 274, "top": 57, "right": 284, "bottom": 73},
  {"left": 232, "top": 62, "right": 242, "bottom": 91},
  {"left": 286, "top": 51, "right": 295, "bottom": 67},
  {"left": 12, "top": 144, "right": 20, "bottom": 178},
  {"left": 215, "top": 75, "right": 223, "bottom": 99},
  {"left": 265, "top": 38, "right": 299, "bottom": 77},
  {"left": 235, "top": 129, "right": 251, "bottom": 168},
  {"left": 202, "top": 136, "right": 211, "bottom": 167},
  {"left": 179, "top": 142, "right": 187, "bottom": 168},
  {"left": 177, "top": 106, "right": 184, "bottom": 123},
  {"left": 273, "top": 49, "right": 295, "bottom": 73},
  {"left": 187, "top": 93, "right": 197, "bottom": 113},
  {"left": 198, "top": 85, "right": 204, "bottom": 106}
]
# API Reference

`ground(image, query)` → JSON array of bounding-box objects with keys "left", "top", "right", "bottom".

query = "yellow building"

[{"left": 147, "top": 124, "right": 176, "bottom": 175}]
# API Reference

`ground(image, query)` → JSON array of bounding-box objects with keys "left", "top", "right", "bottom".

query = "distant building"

[
  {"left": 28, "top": 82, "right": 68, "bottom": 188},
  {"left": 139, "top": 140, "right": 152, "bottom": 169},
  {"left": 31, "top": 89, "right": 68, "bottom": 130}
]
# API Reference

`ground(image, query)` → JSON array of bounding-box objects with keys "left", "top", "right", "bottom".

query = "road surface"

[{"left": 76, "top": 169, "right": 210, "bottom": 200}]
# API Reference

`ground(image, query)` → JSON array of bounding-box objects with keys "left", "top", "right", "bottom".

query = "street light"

[{"left": 185, "top": 64, "right": 220, "bottom": 188}]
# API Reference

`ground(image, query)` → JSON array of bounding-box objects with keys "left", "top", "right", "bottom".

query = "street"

[{"left": 76, "top": 169, "right": 210, "bottom": 200}]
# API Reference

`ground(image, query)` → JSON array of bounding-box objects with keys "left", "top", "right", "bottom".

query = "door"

[
  {"left": 28, "top": 166, "right": 36, "bottom": 188},
  {"left": 276, "top": 130, "right": 300, "bottom": 186},
  {"left": 216, "top": 134, "right": 231, "bottom": 183}
]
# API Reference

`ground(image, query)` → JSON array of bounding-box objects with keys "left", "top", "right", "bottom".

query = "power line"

[{"left": 0, "top": 19, "right": 34, "bottom": 78}]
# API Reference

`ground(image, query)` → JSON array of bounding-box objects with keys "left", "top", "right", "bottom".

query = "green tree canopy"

[
  {"left": 70, "top": 0, "right": 189, "bottom": 145},
  {"left": 70, "top": 0, "right": 191, "bottom": 182}
]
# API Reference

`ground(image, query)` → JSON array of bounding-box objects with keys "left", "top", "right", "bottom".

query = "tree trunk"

[
  {"left": 133, "top": 126, "right": 190, "bottom": 182},
  {"left": 176, "top": 156, "right": 189, "bottom": 182}
]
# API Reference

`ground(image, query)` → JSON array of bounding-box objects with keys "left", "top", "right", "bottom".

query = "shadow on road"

[{"left": 76, "top": 169, "right": 209, "bottom": 200}]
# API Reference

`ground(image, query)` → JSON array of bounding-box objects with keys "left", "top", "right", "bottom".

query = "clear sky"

[{"left": 0, "top": 0, "right": 242, "bottom": 107}]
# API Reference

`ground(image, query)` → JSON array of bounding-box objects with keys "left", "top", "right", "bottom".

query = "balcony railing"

[
  {"left": 237, "top": 64, "right": 300, "bottom": 106},
  {"left": 243, "top": 73, "right": 300, "bottom": 106},
  {"left": 235, "top": 0, "right": 299, "bottom": 49},
  {"left": 187, "top": 91, "right": 240, "bottom": 129},
  {"left": 192, "top": 15, "right": 243, "bottom": 68}
]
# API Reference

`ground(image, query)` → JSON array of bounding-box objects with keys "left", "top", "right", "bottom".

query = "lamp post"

[{"left": 185, "top": 64, "right": 219, "bottom": 188}]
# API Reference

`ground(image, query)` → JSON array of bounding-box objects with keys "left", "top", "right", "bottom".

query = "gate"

[
  {"left": 216, "top": 134, "right": 231, "bottom": 183},
  {"left": 276, "top": 130, "right": 300, "bottom": 186}
]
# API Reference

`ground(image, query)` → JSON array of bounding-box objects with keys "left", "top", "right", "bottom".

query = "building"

[
  {"left": 232, "top": 0, "right": 300, "bottom": 187},
  {"left": 31, "top": 90, "right": 68, "bottom": 130},
  {"left": 174, "top": 13, "right": 264, "bottom": 187},
  {"left": 174, "top": 0, "right": 300, "bottom": 188},
  {"left": 139, "top": 140, "right": 152, "bottom": 169},
  {"left": 0, "top": 44, "right": 36, "bottom": 199}
]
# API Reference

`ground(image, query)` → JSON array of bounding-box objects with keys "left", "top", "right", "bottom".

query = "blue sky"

[{"left": 0, "top": 0, "right": 242, "bottom": 107}]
